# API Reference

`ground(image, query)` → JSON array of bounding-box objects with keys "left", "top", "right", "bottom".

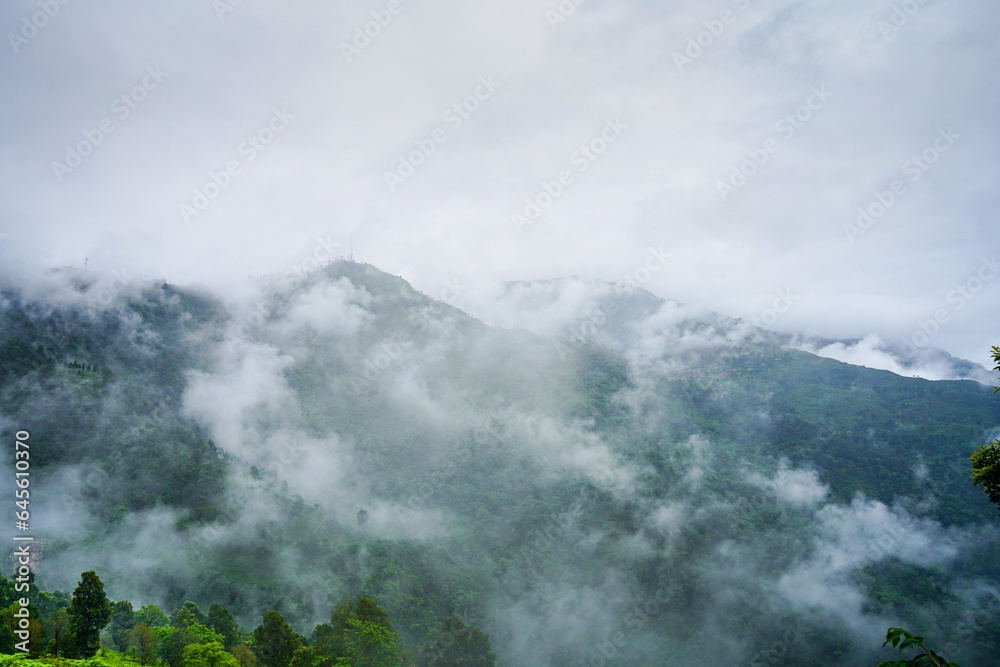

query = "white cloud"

[
  {"left": 777, "top": 495, "right": 963, "bottom": 633},
  {"left": 793, "top": 333, "right": 993, "bottom": 382},
  {"left": 1, "top": 0, "right": 998, "bottom": 368},
  {"left": 747, "top": 460, "right": 829, "bottom": 508},
  {"left": 278, "top": 277, "right": 372, "bottom": 337},
  {"left": 182, "top": 338, "right": 299, "bottom": 461}
]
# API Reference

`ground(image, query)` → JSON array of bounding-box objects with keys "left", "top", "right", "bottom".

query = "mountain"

[
  {"left": 1, "top": 261, "right": 998, "bottom": 666},
  {"left": 468, "top": 275, "right": 994, "bottom": 383}
]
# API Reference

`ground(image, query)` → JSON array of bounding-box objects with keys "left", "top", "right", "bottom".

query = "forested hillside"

[{"left": 1, "top": 262, "right": 998, "bottom": 666}]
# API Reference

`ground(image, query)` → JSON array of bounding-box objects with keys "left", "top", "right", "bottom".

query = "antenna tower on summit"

[{"left": 349, "top": 235, "right": 354, "bottom": 262}]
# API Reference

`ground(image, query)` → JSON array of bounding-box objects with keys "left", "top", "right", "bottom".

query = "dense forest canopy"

[{"left": 1, "top": 262, "right": 998, "bottom": 666}]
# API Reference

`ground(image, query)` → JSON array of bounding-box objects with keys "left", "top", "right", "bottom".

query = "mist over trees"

[
  {"left": 0, "top": 570, "right": 493, "bottom": 667},
  {"left": 1, "top": 261, "right": 998, "bottom": 665}
]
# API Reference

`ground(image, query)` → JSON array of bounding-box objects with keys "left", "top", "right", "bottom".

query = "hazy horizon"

[{"left": 2, "top": 2, "right": 998, "bottom": 363}]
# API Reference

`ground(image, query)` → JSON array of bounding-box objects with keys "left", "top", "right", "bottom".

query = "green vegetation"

[
  {"left": 0, "top": 571, "right": 493, "bottom": 667},
  {"left": 416, "top": 615, "right": 495, "bottom": 666},
  {"left": 871, "top": 347, "right": 1000, "bottom": 665},
  {"left": 0, "top": 651, "right": 143, "bottom": 667},
  {"left": 878, "top": 627, "right": 958, "bottom": 666},
  {"left": 66, "top": 572, "right": 111, "bottom": 659},
  {"left": 1, "top": 264, "right": 999, "bottom": 665},
  {"left": 970, "top": 346, "right": 1000, "bottom": 516}
]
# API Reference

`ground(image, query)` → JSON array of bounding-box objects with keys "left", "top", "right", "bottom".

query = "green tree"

[
  {"left": 46, "top": 608, "right": 71, "bottom": 656},
  {"left": 66, "top": 570, "right": 112, "bottom": 659},
  {"left": 315, "top": 599, "right": 354, "bottom": 659},
  {"left": 346, "top": 616, "right": 402, "bottom": 667},
  {"left": 0, "top": 574, "right": 16, "bottom": 609},
  {"left": 252, "top": 610, "right": 303, "bottom": 667},
  {"left": 158, "top": 626, "right": 198, "bottom": 667},
  {"left": 290, "top": 645, "right": 317, "bottom": 667},
  {"left": 354, "top": 597, "right": 392, "bottom": 629},
  {"left": 206, "top": 603, "right": 241, "bottom": 650},
  {"left": 971, "top": 346, "right": 1000, "bottom": 515},
  {"left": 173, "top": 600, "right": 206, "bottom": 628},
  {"left": 878, "top": 626, "right": 958, "bottom": 666},
  {"left": 183, "top": 640, "right": 241, "bottom": 667},
  {"left": 173, "top": 606, "right": 197, "bottom": 630},
  {"left": 417, "top": 614, "right": 495, "bottom": 667},
  {"left": 0, "top": 607, "right": 17, "bottom": 654},
  {"left": 189, "top": 622, "right": 225, "bottom": 645},
  {"left": 36, "top": 588, "right": 71, "bottom": 621},
  {"left": 128, "top": 622, "right": 158, "bottom": 666},
  {"left": 107, "top": 599, "right": 134, "bottom": 651},
  {"left": 135, "top": 603, "right": 170, "bottom": 628},
  {"left": 27, "top": 618, "right": 45, "bottom": 656},
  {"left": 0, "top": 604, "right": 44, "bottom": 655},
  {"left": 345, "top": 598, "right": 402, "bottom": 667},
  {"left": 310, "top": 597, "right": 402, "bottom": 667},
  {"left": 232, "top": 643, "right": 258, "bottom": 667}
]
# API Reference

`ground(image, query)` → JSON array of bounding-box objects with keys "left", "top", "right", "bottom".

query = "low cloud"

[
  {"left": 792, "top": 333, "right": 993, "bottom": 382},
  {"left": 777, "top": 496, "right": 962, "bottom": 633},
  {"left": 747, "top": 460, "right": 829, "bottom": 508}
]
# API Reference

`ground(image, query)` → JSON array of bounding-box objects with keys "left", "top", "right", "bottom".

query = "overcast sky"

[{"left": 1, "top": 0, "right": 998, "bottom": 368}]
